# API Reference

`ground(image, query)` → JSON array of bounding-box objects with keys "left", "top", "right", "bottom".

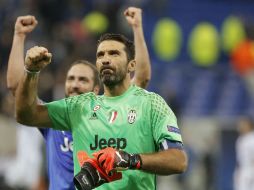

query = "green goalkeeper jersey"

[{"left": 46, "top": 85, "right": 182, "bottom": 190}]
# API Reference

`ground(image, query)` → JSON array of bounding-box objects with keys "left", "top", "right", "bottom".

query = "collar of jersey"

[{"left": 102, "top": 84, "right": 135, "bottom": 101}]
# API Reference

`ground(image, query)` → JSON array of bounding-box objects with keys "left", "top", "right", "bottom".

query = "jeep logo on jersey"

[
  {"left": 60, "top": 137, "right": 73, "bottom": 152},
  {"left": 60, "top": 131, "right": 73, "bottom": 152},
  {"left": 128, "top": 109, "right": 137, "bottom": 124},
  {"left": 90, "top": 135, "right": 127, "bottom": 150}
]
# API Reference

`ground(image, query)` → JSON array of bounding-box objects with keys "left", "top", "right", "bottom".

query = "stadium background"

[{"left": 0, "top": 0, "right": 254, "bottom": 190}]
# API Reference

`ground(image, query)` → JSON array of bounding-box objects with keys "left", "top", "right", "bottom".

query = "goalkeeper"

[{"left": 15, "top": 26, "right": 188, "bottom": 190}]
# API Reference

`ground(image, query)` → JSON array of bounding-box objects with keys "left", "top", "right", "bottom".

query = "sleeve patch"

[{"left": 167, "top": 125, "right": 181, "bottom": 134}]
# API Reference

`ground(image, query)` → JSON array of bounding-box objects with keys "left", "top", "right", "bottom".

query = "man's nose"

[
  {"left": 101, "top": 56, "right": 110, "bottom": 65},
  {"left": 71, "top": 80, "right": 80, "bottom": 88}
]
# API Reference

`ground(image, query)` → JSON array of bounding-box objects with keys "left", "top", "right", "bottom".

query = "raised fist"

[
  {"left": 25, "top": 46, "right": 52, "bottom": 72},
  {"left": 15, "top": 15, "right": 38, "bottom": 36},
  {"left": 124, "top": 7, "right": 142, "bottom": 28}
]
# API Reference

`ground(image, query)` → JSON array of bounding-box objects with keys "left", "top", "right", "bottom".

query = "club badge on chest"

[{"left": 128, "top": 110, "right": 137, "bottom": 124}]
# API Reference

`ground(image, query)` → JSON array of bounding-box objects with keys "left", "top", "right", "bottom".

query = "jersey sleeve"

[
  {"left": 149, "top": 93, "right": 182, "bottom": 147},
  {"left": 45, "top": 98, "right": 71, "bottom": 131}
]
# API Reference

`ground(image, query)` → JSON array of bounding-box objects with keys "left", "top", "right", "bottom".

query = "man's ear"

[
  {"left": 128, "top": 59, "right": 136, "bottom": 73},
  {"left": 93, "top": 85, "right": 100, "bottom": 95}
]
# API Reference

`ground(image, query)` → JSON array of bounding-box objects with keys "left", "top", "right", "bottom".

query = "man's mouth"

[
  {"left": 101, "top": 67, "right": 114, "bottom": 75},
  {"left": 69, "top": 91, "right": 81, "bottom": 96},
  {"left": 102, "top": 69, "right": 113, "bottom": 74}
]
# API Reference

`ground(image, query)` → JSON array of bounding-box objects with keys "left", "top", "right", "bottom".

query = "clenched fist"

[
  {"left": 25, "top": 46, "right": 52, "bottom": 72},
  {"left": 15, "top": 15, "right": 38, "bottom": 36},
  {"left": 124, "top": 7, "right": 142, "bottom": 28}
]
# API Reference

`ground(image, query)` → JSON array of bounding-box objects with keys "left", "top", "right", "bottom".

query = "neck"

[{"left": 104, "top": 76, "right": 131, "bottom": 97}]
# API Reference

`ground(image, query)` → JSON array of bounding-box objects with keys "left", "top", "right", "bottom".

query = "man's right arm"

[
  {"left": 15, "top": 46, "right": 52, "bottom": 128},
  {"left": 7, "top": 15, "right": 38, "bottom": 95}
]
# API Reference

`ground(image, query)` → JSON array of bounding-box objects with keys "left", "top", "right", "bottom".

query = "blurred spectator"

[
  {"left": 202, "top": 150, "right": 216, "bottom": 190},
  {"left": 0, "top": 92, "right": 45, "bottom": 190},
  {"left": 230, "top": 39, "right": 254, "bottom": 75},
  {"left": 3, "top": 125, "right": 45, "bottom": 190},
  {"left": 230, "top": 20, "right": 254, "bottom": 98},
  {"left": 234, "top": 116, "right": 254, "bottom": 190}
]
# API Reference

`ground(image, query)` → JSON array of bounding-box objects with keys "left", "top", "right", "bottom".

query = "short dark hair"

[
  {"left": 70, "top": 60, "right": 100, "bottom": 88},
  {"left": 97, "top": 33, "right": 135, "bottom": 62}
]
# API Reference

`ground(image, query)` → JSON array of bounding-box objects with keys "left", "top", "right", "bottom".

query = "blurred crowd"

[{"left": 0, "top": 0, "right": 152, "bottom": 108}]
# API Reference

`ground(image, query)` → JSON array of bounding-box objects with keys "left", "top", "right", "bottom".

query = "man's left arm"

[
  {"left": 125, "top": 7, "right": 151, "bottom": 89},
  {"left": 139, "top": 148, "right": 187, "bottom": 175},
  {"left": 92, "top": 145, "right": 187, "bottom": 176},
  {"left": 141, "top": 94, "right": 188, "bottom": 175}
]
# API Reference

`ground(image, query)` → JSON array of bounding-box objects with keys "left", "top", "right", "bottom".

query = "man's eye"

[
  {"left": 80, "top": 78, "right": 89, "bottom": 83},
  {"left": 110, "top": 51, "right": 119, "bottom": 56},
  {"left": 97, "top": 53, "right": 104, "bottom": 58}
]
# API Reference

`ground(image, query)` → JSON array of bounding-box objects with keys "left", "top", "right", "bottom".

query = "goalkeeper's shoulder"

[
  {"left": 63, "top": 92, "right": 98, "bottom": 112},
  {"left": 133, "top": 85, "right": 165, "bottom": 103},
  {"left": 65, "top": 92, "right": 97, "bottom": 103}
]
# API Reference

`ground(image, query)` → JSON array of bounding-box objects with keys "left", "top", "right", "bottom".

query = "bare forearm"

[
  {"left": 7, "top": 34, "right": 26, "bottom": 94},
  {"left": 140, "top": 149, "right": 188, "bottom": 175},
  {"left": 15, "top": 45, "right": 52, "bottom": 127},
  {"left": 16, "top": 72, "right": 38, "bottom": 122},
  {"left": 16, "top": 72, "right": 40, "bottom": 126},
  {"left": 133, "top": 26, "right": 151, "bottom": 89}
]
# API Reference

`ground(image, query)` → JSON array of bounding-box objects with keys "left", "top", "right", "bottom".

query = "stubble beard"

[{"left": 101, "top": 69, "right": 126, "bottom": 87}]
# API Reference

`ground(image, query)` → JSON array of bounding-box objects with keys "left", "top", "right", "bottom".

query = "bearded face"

[
  {"left": 96, "top": 40, "right": 130, "bottom": 87},
  {"left": 99, "top": 62, "right": 128, "bottom": 87}
]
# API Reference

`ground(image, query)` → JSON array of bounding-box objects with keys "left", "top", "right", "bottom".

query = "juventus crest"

[{"left": 128, "top": 110, "right": 137, "bottom": 124}]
